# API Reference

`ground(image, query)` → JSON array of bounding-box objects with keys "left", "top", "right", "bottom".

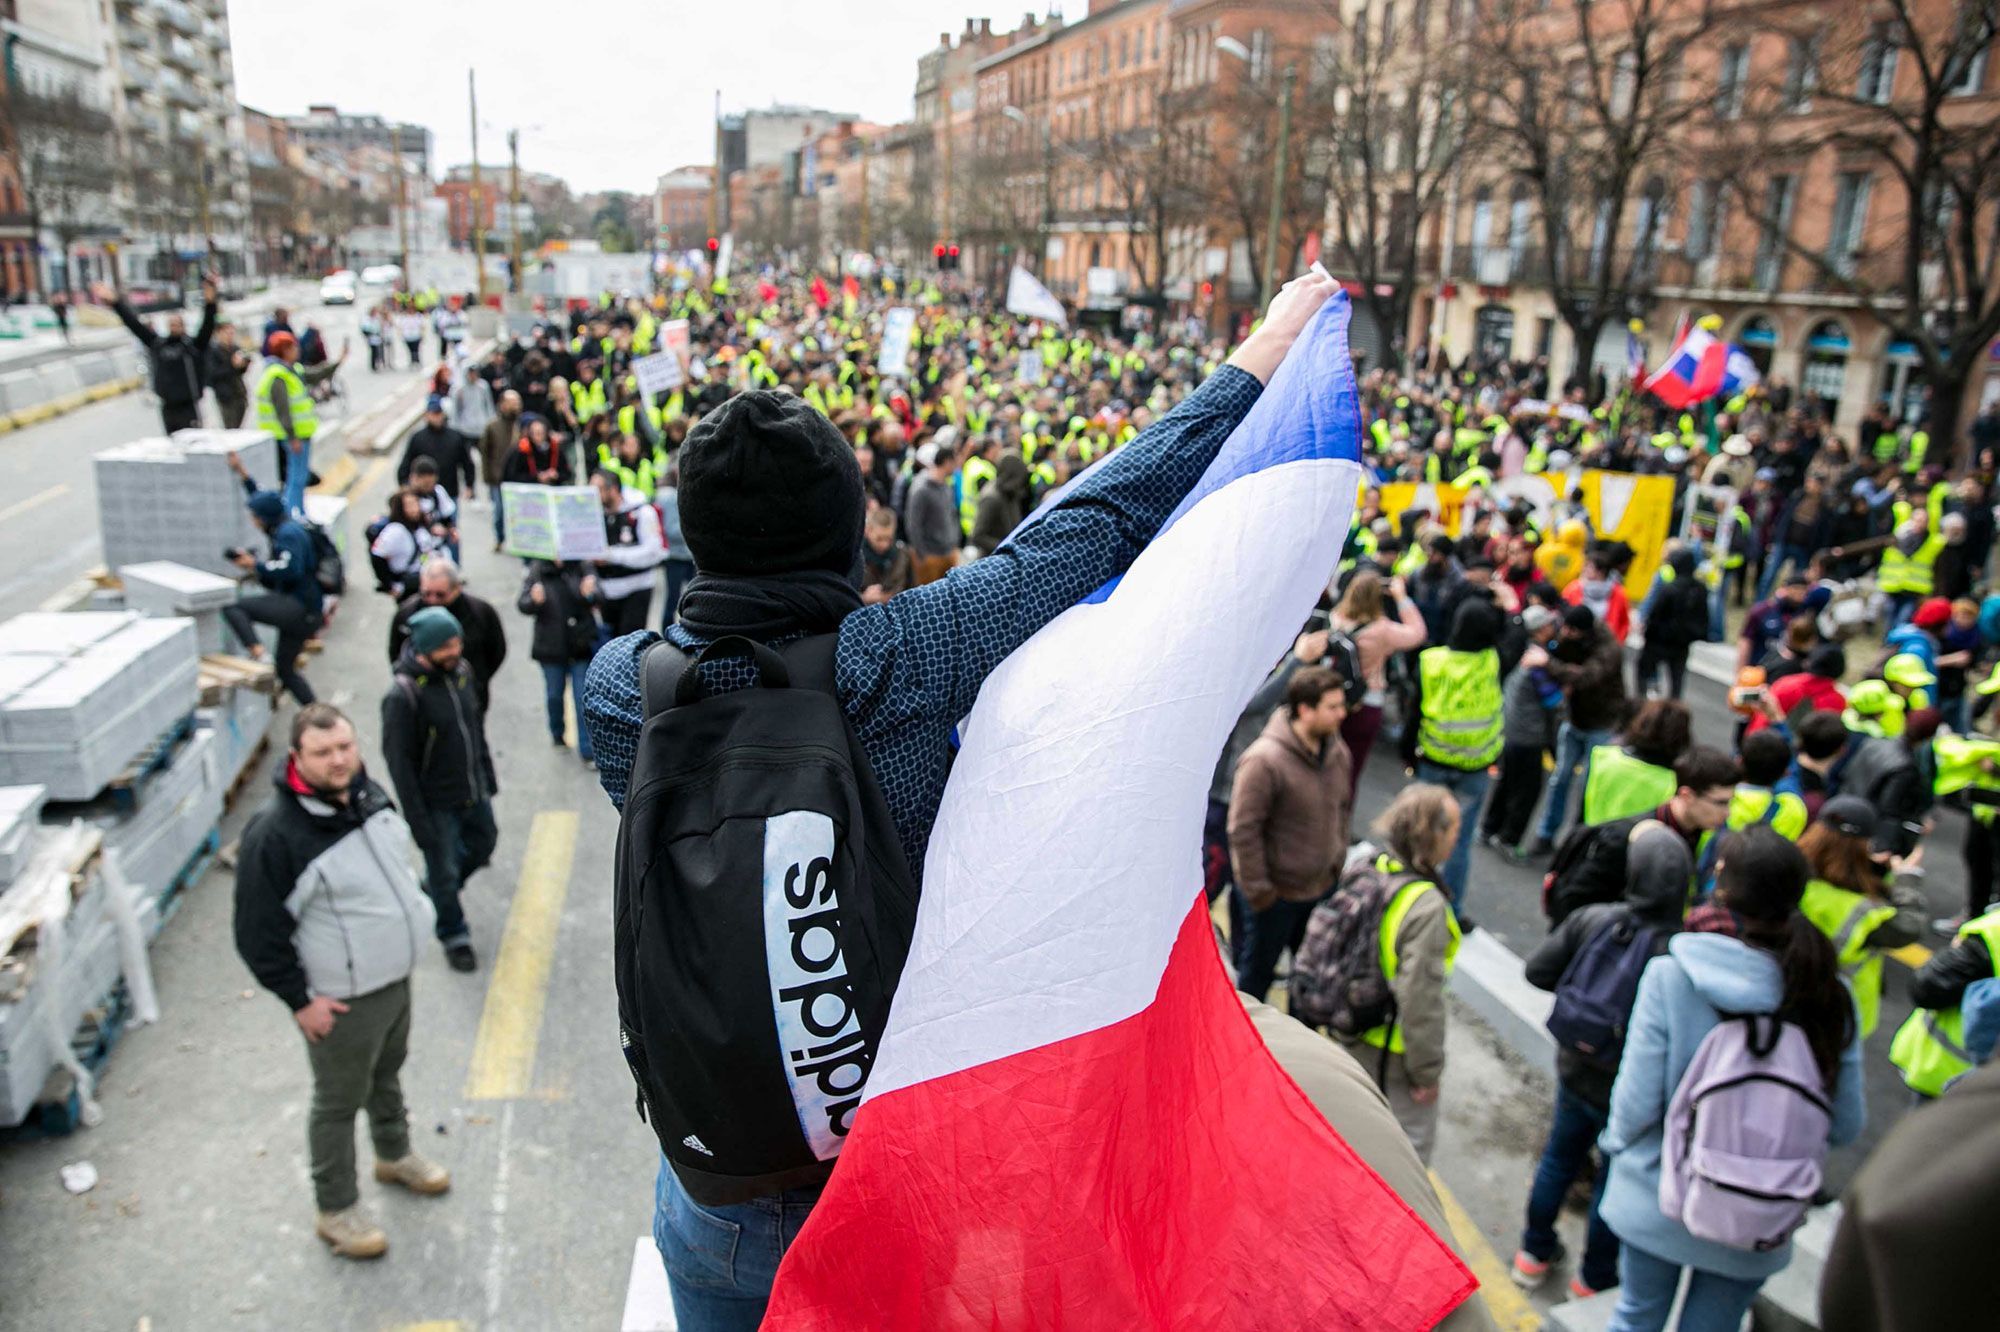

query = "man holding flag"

[{"left": 587, "top": 269, "right": 1475, "bottom": 1330}]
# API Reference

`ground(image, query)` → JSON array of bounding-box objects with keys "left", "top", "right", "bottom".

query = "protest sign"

[
  {"left": 633, "top": 350, "right": 683, "bottom": 396},
  {"left": 880, "top": 307, "right": 917, "bottom": 377},
  {"left": 502, "top": 484, "right": 607, "bottom": 562},
  {"left": 1018, "top": 349, "right": 1044, "bottom": 383}
]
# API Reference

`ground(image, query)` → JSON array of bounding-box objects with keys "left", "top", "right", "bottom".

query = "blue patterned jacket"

[{"left": 585, "top": 366, "right": 1263, "bottom": 876}]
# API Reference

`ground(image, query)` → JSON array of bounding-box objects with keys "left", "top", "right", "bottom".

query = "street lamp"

[
  {"left": 1215, "top": 36, "right": 1296, "bottom": 311},
  {"left": 1002, "top": 104, "right": 1055, "bottom": 277}
]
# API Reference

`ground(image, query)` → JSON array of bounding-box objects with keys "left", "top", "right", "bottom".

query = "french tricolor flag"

[
  {"left": 765, "top": 293, "right": 1478, "bottom": 1330},
  {"left": 1643, "top": 323, "right": 1741, "bottom": 409}
]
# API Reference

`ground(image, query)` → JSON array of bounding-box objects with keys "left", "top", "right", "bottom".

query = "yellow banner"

[{"left": 1377, "top": 471, "right": 1674, "bottom": 599}]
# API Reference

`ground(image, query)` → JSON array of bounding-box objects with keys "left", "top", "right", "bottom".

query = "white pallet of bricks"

[
  {"left": 118, "top": 561, "right": 239, "bottom": 657},
  {"left": 0, "top": 823, "right": 121, "bottom": 1127},
  {"left": 0, "top": 613, "right": 200, "bottom": 800},
  {"left": 94, "top": 431, "right": 280, "bottom": 581}
]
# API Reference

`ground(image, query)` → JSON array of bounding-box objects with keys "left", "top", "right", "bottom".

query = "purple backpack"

[{"left": 1660, "top": 1014, "right": 1832, "bottom": 1252}]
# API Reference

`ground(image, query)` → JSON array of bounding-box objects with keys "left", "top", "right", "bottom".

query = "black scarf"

[{"left": 676, "top": 569, "right": 862, "bottom": 642}]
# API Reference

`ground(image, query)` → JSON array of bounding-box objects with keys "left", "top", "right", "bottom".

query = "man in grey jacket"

[
  {"left": 233, "top": 703, "right": 450, "bottom": 1260},
  {"left": 904, "top": 440, "right": 962, "bottom": 583}
]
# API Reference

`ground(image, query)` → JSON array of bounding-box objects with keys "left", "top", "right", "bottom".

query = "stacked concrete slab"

[
  {"left": 0, "top": 825, "right": 109, "bottom": 1125},
  {"left": 197, "top": 678, "right": 272, "bottom": 794},
  {"left": 0, "top": 613, "right": 199, "bottom": 800},
  {"left": 118, "top": 561, "right": 239, "bottom": 655},
  {"left": 0, "top": 785, "right": 44, "bottom": 882},
  {"left": 60, "top": 728, "right": 221, "bottom": 939},
  {"left": 95, "top": 430, "right": 279, "bottom": 580}
]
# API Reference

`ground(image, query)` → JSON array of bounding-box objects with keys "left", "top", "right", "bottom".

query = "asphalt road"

[{"left": 0, "top": 282, "right": 418, "bottom": 623}]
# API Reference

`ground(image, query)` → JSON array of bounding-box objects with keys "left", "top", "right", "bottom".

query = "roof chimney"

[
  {"left": 964, "top": 17, "right": 977, "bottom": 35},
  {"left": 980, "top": 17, "right": 993, "bottom": 34},
  {"left": 1024, "top": 12, "right": 1038, "bottom": 31},
  {"left": 940, "top": 31, "right": 952, "bottom": 47}
]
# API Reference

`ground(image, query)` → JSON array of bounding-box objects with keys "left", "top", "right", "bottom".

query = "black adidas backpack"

[{"left": 612, "top": 634, "right": 920, "bottom": 1205}]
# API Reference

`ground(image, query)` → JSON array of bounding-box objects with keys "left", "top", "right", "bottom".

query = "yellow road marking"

[
  {"left": 1890, "top": 942, "right": 1932, "bottom": 969},
  {"left": 464, "top": 811, "right": 579, "bottom": 1100},
  {"left": 0, "top": 482, "right": 68, "bottom": 524},
  {"left": 1431, "top": 1170, "right": 1543, "bottom": 1332},
  {"left": 358, "top": 455, "right": 393, "bottom": 494}
]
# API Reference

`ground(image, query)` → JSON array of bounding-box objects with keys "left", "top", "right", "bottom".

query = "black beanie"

[{"left": 677, "top": 390, "right": 864, "bottom": 576}]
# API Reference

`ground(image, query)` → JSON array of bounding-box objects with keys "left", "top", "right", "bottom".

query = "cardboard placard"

[
  {"left": 501, "top": 484, "right": 606, "bottom": 562},
  {"left": 633, "top": 350, "right": 683, "bottom": 396}
]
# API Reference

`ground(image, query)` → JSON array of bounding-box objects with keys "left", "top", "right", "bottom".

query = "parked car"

[
  {"left": 320, "top": 273, "right": 357, "bottom": 305},
  {"left": 360, "top": 264, "right": 403, "bottom": 287}
]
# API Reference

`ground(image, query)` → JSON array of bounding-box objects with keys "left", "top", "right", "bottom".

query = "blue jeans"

[
  {"left": 418, "top": 799, "right": 498, "bottom": 946},
  {"left": 1606, "top": 1242, "right": 1762, "bottom": 1332},
  {"left": 1536, "top": 723, "right": 1611, "bottom": 843},
  {"left": 1231, "top": 891, "right": 1320, "bottom": 1001},
  {"left": 653, "top": 1157, "right": 822, "bottom": 1332},
  {"left": 1757, "top": 543, "right": 1813, "bottom": 600},
  {"left": 1521, "top": 1084, "right": 1619, "bottom": 1291},
  {"left": 540, "top": 661, "right": 593, "bottom": 759},
  {"left": 1415, "top": 760, "right": 1489, "bottom": 911}
]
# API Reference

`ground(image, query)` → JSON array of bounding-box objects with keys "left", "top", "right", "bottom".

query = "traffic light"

[
  {"left": 934, "top": 243, "right": 947, "bottom": 270},
  {"left": 1200, "top": 280, "right": 1214, "bottom": 299},
  {"left": 947, "top": 244, "right": 961, "bottom": 271},
  {"left": 706, "top": 237, "right": 719, "bottom": 256}
]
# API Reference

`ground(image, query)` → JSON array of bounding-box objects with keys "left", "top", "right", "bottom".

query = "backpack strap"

[
  {"left": 639, "top": 640, "right": 690, "bottom": 721},
  {"left": 641, "top": 633, "right": 805, "bottom": 718}
]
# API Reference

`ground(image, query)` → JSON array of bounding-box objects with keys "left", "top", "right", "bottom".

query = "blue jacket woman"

[{"left": 1599, "top": 826, "right": 1864, "bottom": 1331}]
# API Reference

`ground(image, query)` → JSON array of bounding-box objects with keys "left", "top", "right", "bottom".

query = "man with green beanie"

[{"left": 382, "top": 605, "right": 498, "bottom": 972}]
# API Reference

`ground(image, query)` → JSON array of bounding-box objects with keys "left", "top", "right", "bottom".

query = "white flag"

[{"left": 1006, "top": 265, "right": 1068, "bottom": 329}]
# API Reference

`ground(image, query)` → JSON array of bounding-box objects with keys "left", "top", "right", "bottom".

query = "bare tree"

[
  {"left": 1729, "top": 1, "right": 2000, "bottom": 459},
  {"left": 1194, "top": 62, "right": 1329, "bottom": 309},
  {"left": 6, "top": 83, "right": 119, "bottom": 293},
  {"left": 1078, "top": 79, "right": 1203, "bottom": 300},
  {"left": 1312, "top": 2, "right": 1489, "bottom": 369},
  {"left": 1480, "top": 0, "right": 1725, "bottom": 382},
  {"left": 959, "top": 113, "right": 1046, "bottom": 287}
]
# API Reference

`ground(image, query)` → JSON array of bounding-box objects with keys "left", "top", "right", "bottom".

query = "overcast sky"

[{"left": 226, "top": 1, "right": 1053, "bottom": 195}]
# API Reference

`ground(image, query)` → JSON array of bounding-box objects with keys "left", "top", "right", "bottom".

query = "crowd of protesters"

[{"left": 208, "top": 259, "right": 2000, "bottom": 1329}]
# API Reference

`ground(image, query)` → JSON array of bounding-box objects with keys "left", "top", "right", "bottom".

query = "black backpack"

[
  {"left": 301, "top": 519, "right": 344, "bottom": 594},
  {"left": 612, "top": 634, "right": 920, "bottom": 1204},
  {"left": 1322, "top": 627, "right": 1366, "bottom": 708}
]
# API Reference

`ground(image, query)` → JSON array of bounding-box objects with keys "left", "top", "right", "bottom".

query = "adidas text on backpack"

[
  {"left": 1660, "top": 1014, "right": 1833, "bottom": 1252},
  {"left": 612, "top": 635, "right": 919, "bottom": 1206}
]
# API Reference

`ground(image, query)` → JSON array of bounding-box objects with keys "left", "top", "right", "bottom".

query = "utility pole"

[
  {"left": 1260, "top": 65, "right": 1296, "bottom": 312},
  {"left": 469, "top": 68, "right": 487, "bottom": 301},
  {"left": 709, "top": 89, "right": 723, "bottom": 241},
  {"left": 396, "top": 162, "right": 410, "bottom": 286},
  {"left": 857, "top": 138, "right": 870, "bottom": 254},
  {"left": 507, "top": 128, "right": 522, "bottom": 294},
  {"left": 940, "top": 110, "right": 953, "bottom": 252}
]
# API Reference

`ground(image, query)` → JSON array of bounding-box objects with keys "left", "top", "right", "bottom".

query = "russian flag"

[
  {"left": 764, "top": 293, "right": 1478, "bottom": 1330},
  {"left": 1643, "top": 323, "right": 1731, "bottom": 409}
]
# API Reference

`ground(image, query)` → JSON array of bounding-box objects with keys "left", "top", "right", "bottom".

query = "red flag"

[
  {"left": 841, "top": 274, "right": 860, "bottom": 300},
  {"left": 810, "top": 275, "right": 832, "bottom": 308},
  {"left": 757, "top": 279, "right": 779, "bottom": 303}
]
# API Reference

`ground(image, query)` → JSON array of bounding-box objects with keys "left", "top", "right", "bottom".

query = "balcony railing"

[
  {"left": 153, "top": 0, "right": 200, "bottom": 36},
  {"left": 162, "top": 34, "right": 200, "bottom": 69}
]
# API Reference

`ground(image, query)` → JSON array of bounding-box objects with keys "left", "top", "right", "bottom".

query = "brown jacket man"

[{"left": 1228, "top": 708, "right": 1353, "bottom": 913}]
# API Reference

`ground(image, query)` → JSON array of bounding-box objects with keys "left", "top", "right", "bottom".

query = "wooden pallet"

[
  {"left": 101, "top": 714, "right": 197, "bottom": 799},
  {"left": 198, "top": 653, "right": 277, "bottom": 706}
]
